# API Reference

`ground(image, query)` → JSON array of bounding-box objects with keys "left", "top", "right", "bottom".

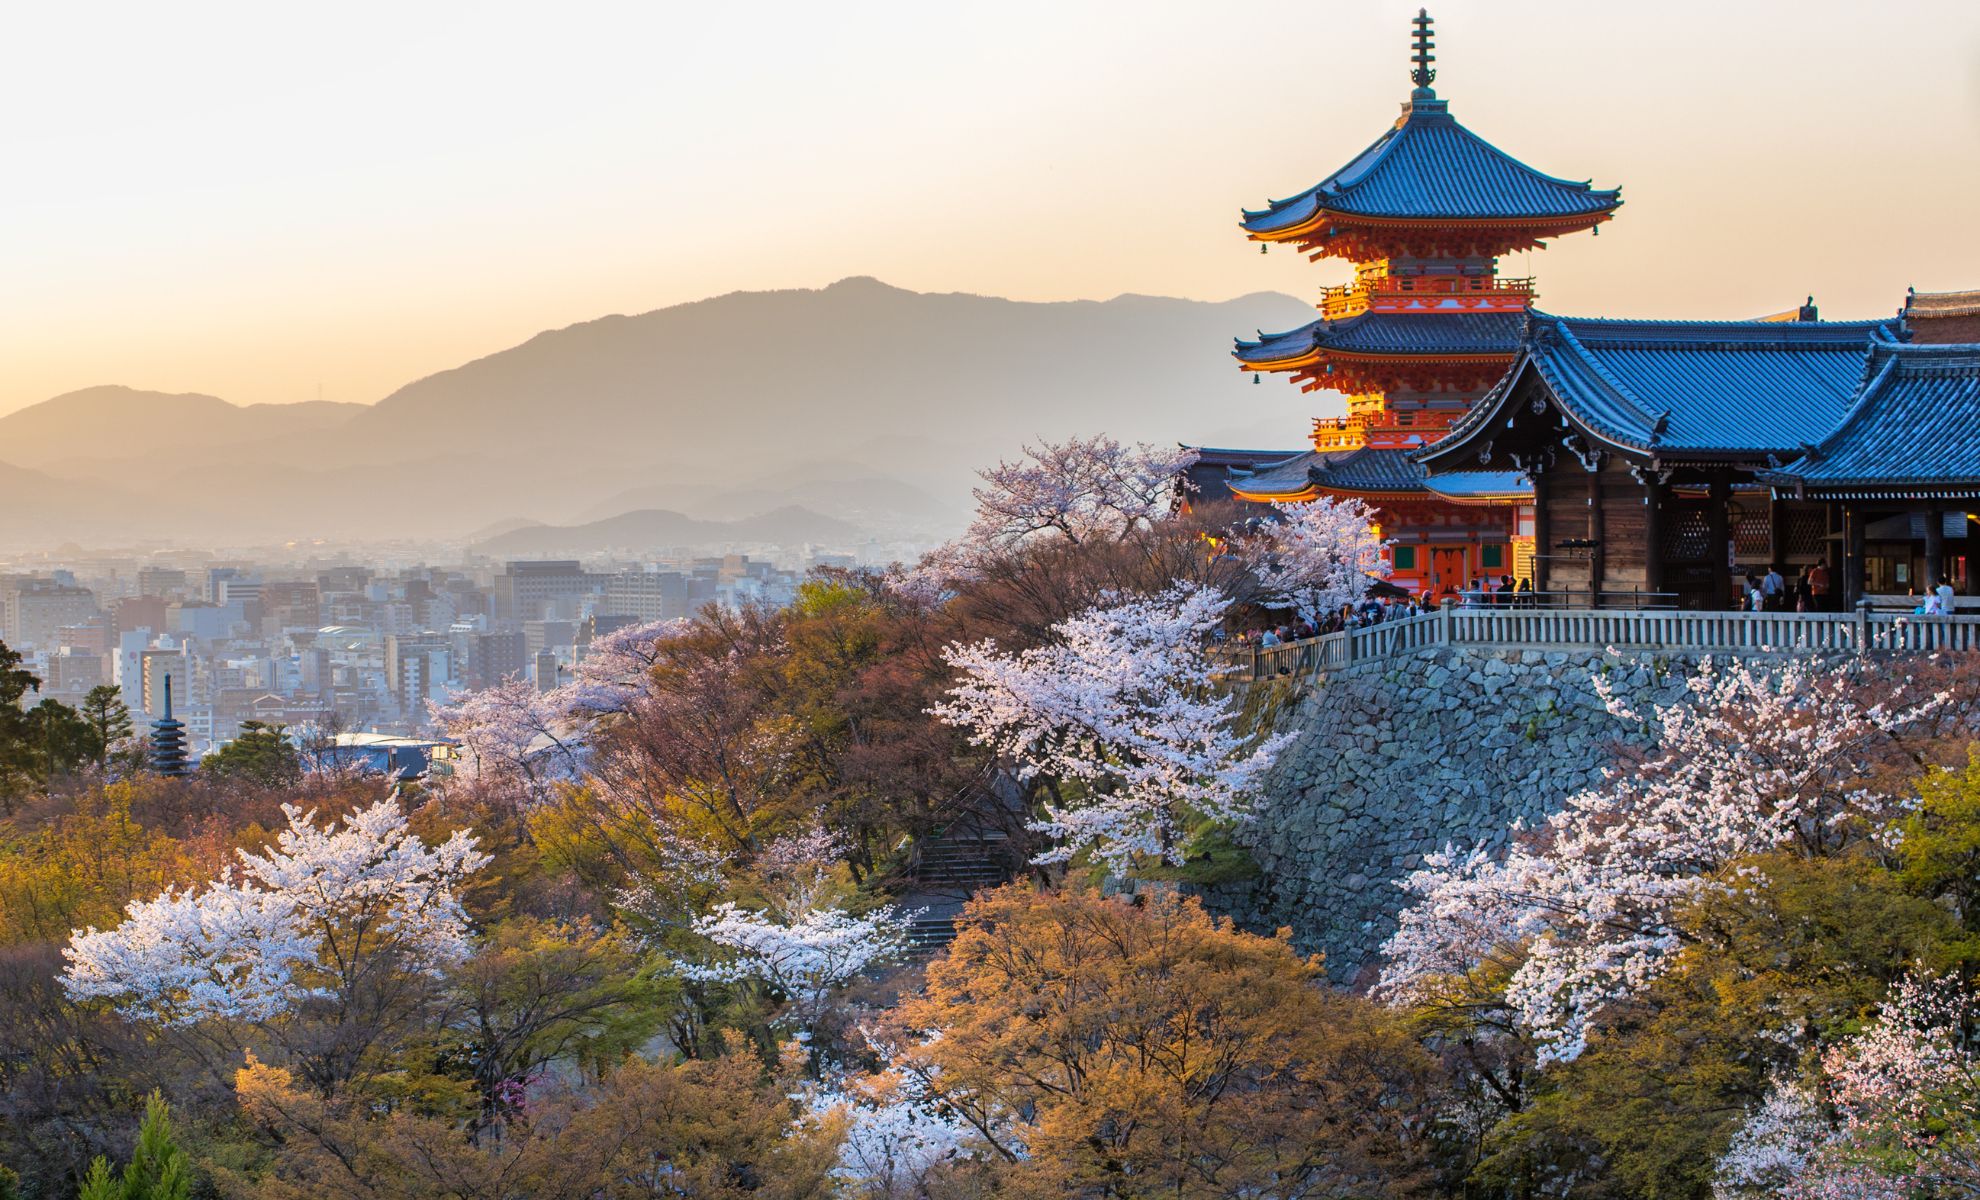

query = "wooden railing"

[
  {"left": 1318, "top": 275, "right": 1537, "bottom": 319},
  {"left": 1217, "top": 602, "right": 1980, "bottom": 681}
]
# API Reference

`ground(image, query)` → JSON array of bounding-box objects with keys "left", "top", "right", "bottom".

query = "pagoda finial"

[{"left": 1409, "top": 9, "right": 1437, "bottom": 91}]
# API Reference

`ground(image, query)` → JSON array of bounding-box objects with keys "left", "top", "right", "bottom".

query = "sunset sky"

[{"left": 3, "top": 0, "right": 1976, "bottom": 416}]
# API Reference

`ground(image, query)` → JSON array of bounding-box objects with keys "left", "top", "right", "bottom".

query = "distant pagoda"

[
  {"left": 149, "top": 675, "right": 190, "bottom": 777},
  {"left": 1218, "top": 9, "right": 1620, "bottom": 595}
]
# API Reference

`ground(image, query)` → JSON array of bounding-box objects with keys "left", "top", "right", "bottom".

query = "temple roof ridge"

[
  {"left": 1762, "top": 341, "right": 1980, "bottom": 497},
  {"left": 1421, "top": 312, "right": 1906, "bottom": 466},
  {"left": 1240, "top": 91, "right": 1621, "bottom": 233}
]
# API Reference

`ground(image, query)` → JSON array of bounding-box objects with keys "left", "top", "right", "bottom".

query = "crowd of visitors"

[{"left": 1735, "top": 562, "right": 1834, "bottom": 612}]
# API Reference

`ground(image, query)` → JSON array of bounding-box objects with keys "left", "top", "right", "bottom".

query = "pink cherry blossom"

[
  {"left": 1379, "top": 656, "right": 1949, "bottom": 1063},
  {"left": 1242, "top": 496, "right": 1391, "bottom": 620},
  {"left": 63, "top": 793, "right": 489, "bottom": 1027},
  {"left": 931, "top": 581, "right": 1291, "bottom": 870}
]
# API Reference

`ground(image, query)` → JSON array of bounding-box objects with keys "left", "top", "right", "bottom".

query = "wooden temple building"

[{"left": 1187, "top": 12, "right": 1980, "bottom": 611}]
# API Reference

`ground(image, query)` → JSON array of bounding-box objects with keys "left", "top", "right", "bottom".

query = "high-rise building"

[
  {"left": 141, "top": 649, "right": 192, "bottom": 720},
  {"left": 1, "top": 582, "right": 101, "bottom": 651},
  {"left": 384, "top": 633, "right": 453, "bottom": 717},
  {"left": 494, "top": 561, "right": 594, "bottom": 621},
  {"left": 601, "top": 570, "right": 690, "bottom": 622}
]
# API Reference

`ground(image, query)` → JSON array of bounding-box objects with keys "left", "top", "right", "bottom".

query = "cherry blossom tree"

[
  {"left": 679, "top": 828, "right": 910, "bottom": 1032},
  {"left": 808, "top": 1061, "right": 982, "bottom": 1198},
  {"left": 1378, "top": 656, "right": 1949, "bottom": 1063},
  {"left": 429, "top": 678, "right": 588, "bottom": 808},
  {"left": 1242, "top": 496, "right": 1390, "bottom": 621},
  {"left": 1714, "top": 974, "right": 1980, "bottom": 1200},
  {"left": 555, "top": 616, "right": 688, "bottom": 717},
  {"left": 429, "top": 618, "right": 685, "bottom": 807},
  {"left": 906, "top": 437, "right": 1198, "bottom": 595},
  {"left": 62, "top": 793, "right": 489, "bottom": 1090},
  {"left": 931, "top": 581, "right": 1290, "bottom": 870},
  {"left": 967, "top": 436, "right": 1197, "bottom": 551}
]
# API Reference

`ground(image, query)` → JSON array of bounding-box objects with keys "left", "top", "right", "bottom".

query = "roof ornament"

[{"left": 1409, "top": 9, "right": 1437, "bottom": 92}]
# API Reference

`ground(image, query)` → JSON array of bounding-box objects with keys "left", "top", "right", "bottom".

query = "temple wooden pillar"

[
  {"left": 1768, "top": 492, "right": 1787, "bottom": 575},
  {"left": 1925, "top": 503, "right": 1946, "bottom": 594},
  {"left": 1644, "top": 475, "right": 1666, "bottom": 603},
  {"left": 1708, "top": 471, "right": 1732, "bottom": 610},
  {"left": 1532, "top": 467, "right": 1551, "bottom": 599},
  {"left": 1844, "top": 504, "right": 1866, "bottom": 609},
  {"left": 1588, "top": 471, "right": 1606, "bottom": 607},
  {"left": 1967, "top": 513, "right": 1980, "bottom": 597}
]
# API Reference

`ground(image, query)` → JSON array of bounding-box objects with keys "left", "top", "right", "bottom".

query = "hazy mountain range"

[{"left": 0, "top": 278, "right": 1313, "bottom": 551}]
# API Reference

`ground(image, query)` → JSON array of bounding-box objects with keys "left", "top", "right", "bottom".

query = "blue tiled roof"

[
  {"left": 1228, "top": 451, "right": 1325, "bottom": 499},
  {"left": 1228, "top": 445, "right": 1529, "bottom": 501},
  {"left": 1181, "top": 446, "right": 1311, "bottom": 504},
  {"left": 1421, "top": 470, "right": 1533, "bottom": 502},
  {"left": 1763, "top": 343, "right": 1980, "bottom": 497},
  {"left": 1236, "top": 309, "right": 1524, "bottom": 366},
  {"left": 1307, "top": 446, "right": 1437, "bottom": 493},
  {"left": 1242, "top": 95, "right": 1621, "bottom": 233},
  {"left": 1424, "top": 313, "right": 1905, "bottom": 465}
]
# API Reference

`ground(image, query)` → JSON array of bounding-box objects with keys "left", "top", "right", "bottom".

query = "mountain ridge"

[{"left": 0, "top": 279, "right": 1316, "bottom": 548}]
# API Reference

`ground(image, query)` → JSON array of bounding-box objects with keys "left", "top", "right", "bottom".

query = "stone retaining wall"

[{"left": 1200, "top": 647, "right": 1698, "bottom": 984}]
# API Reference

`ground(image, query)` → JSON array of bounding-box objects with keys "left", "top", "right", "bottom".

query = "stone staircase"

[{"left": 902, "top": 830, "right": 1013, "bottom": 953}]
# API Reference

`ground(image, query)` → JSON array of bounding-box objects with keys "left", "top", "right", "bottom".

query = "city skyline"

[{"left": 4, "top": 0, "right": 1977, "bottom": 416}]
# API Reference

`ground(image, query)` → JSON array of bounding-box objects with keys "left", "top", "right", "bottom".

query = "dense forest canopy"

[{"left": 1, "top": 437, "right": 1976, "bottom": 1199}]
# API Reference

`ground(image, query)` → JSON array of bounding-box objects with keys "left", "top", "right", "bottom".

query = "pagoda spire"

[
  {"left": 1409, "top": 9, "right": 1437, "bottom": 93},
  {"left": 149, "top": 674, "right": 189, "bottom": 777}
]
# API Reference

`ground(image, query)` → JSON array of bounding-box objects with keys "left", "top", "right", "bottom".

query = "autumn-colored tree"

[
  {"left": 0, "top": 785, "right": 196, "bottom": 947},
  {"left": 1468, "top": 847, "right": 1972, "bottom": 1199},
  {"left": 224, "top": 1033, "right": 842, "bottom": 1200},
  {"left": 893, "top": 885, "right": 1440, "bottom": 1199}
]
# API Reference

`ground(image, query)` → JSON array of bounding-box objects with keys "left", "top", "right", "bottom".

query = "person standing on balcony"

[
  {"left": 1762, "top": 565, "right": 1786, "bottom": 611},
  {"left": 1808, "top": 561, "right": 1832, "bottom": 611}
]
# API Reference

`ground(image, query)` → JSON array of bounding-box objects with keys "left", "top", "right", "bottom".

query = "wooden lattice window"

[
  {"left": 1734, "top": 511, "right": 1771, "bottom": 558},
  {"left": 1786, "top": 509, "right": 1828, "bottom": 559},
  {"left": 1663, "top": 508, "right": 1711, "bottom": 562}
]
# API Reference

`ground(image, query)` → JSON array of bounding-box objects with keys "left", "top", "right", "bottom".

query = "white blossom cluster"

[
  {"left": 808, "top": 1066, "right": 983, "bottom": 1197},
  {"left": 932, "top": 581, "right": 1290, "bottom": 869},
  {"left": 1714, "top": 974, "right": 1980, "bottom": 1199},
  {"left": 683, "top": 903, "right": 910, "bottom": 1026},
  {"left": 681, "top": 830, "right": 911, "bottom": 1028},
  {"left": 895, "top": 437, "right": 1199, "bottom": 596},
  {"left": 62, "top": 795, "right": 489, "bottom": 1026},
  {"left": 1378, "top": 657, "right": 1946, "bottom": 1062},
  {"left": 429, "top": 617, "right": 685, "bottom": 805},
  {"left": 1244, "top": 496, "right": 1391, "bottom": 620}
]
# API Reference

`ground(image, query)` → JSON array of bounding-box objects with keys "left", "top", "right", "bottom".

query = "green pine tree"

[
  {"left": 201, "top": 720, "right": 300, "bottom": 788},
  {"left": 76, "top": 1093, "right": 189, "bottom": 1200},
  {"left": 79, "top": 684, "right": 134, "bottom": 766}
]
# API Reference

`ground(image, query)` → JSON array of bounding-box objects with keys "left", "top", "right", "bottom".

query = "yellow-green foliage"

[{"left": 0, "top": 786, "right": 194, "bottom": 946}]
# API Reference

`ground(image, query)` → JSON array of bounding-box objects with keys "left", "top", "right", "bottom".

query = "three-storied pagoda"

[{"left": 1196, "top": 10, "right": 1619, "bottom": 594}]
